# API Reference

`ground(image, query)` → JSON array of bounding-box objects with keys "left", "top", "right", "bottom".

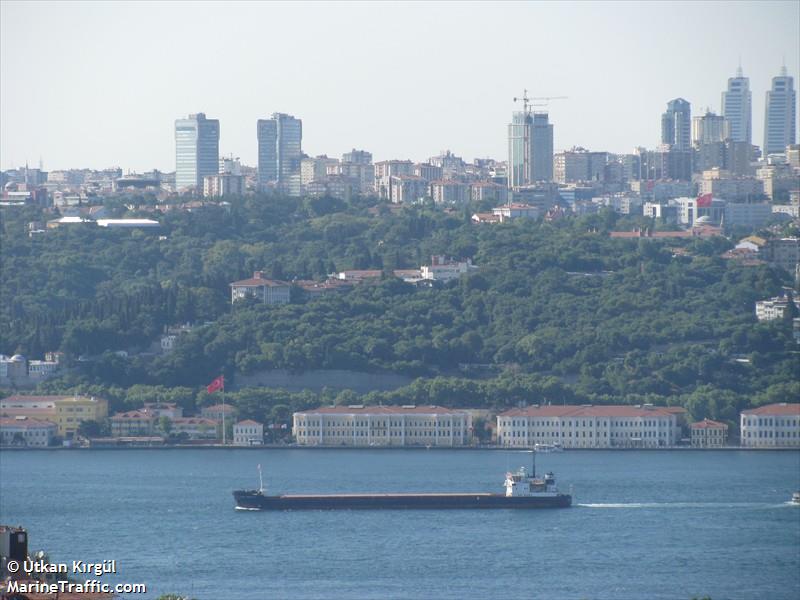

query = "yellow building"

[{"left": 0, "top": 395, "right": 108, "bottom": 437}]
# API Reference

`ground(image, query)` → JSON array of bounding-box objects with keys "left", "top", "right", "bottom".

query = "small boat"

[
  {"left": 792, "top": 492, "right": 800, "bottom": 505},
  {"left": 233, "top": 456, "right": 572, "bottom": 511},
  {"left": 534, "top": 443, "right": 563, "bottom": 453}
]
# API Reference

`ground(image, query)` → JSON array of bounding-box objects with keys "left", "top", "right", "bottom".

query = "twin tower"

[{"left": 174, "top": 112, "right": 302, "bottom": 193}]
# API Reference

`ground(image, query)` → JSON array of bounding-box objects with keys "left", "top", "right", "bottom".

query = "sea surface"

[{"left": 1, "top": 448, "right": 799, "bottom": 600}]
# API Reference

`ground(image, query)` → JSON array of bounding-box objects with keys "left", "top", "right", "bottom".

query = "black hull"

[{"left": 233, "top": 491, "right": 572, "bottom": 510}]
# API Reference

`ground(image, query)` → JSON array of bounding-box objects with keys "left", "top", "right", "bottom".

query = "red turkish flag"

[
  {"left": 206, "top": 375, "right": 224, "bottom": 393},
  {"left": 696, "top": 193, "right": 713, "bottom": 207}
]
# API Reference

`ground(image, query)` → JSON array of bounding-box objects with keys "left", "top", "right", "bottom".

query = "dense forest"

[{"left": 2, "top": 195, "right": 798, "bottom": 430}]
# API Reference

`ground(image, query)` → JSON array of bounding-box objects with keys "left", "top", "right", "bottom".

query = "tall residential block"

[
  {"left": 174, "top": 113, "right": 220, "bottom": 191},
  {"left": 661, "top": 98, "right": 691, "bottom": 150},
  {"left": 764, "top": 67, "right": 797, "bottom": 156},
  {"left": 508, "top": 111, "right": 553, "bottom": 187},
  {"left": 257, "top": 113, "right": 303, "bottom": 189},
  {"left": 692, "top": 110, "right": 729, "bottom": 146},
  {"left": 722, "top": 66, "right": 752, "bottom": 145}
]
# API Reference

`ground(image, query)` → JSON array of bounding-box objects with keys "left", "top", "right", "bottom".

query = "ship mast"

[
  {"left": 258, "top": 464, "right": 265, "bottom": 494},
  {"left": 531, "top": 449, "right": 536, "bottom": 478}
]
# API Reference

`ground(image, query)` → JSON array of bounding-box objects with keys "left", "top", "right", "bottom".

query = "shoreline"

[{"left": 1, "top": 444, "right": 799, "bottom": 452}]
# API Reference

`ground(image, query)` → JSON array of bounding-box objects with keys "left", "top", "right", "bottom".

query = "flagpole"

[{"left": 221, "top": 376, "right": 226, "bottom": 446}]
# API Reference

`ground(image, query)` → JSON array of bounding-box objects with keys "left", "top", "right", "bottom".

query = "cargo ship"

[{"left": 233, "top": 458, "right": 572, "bottom": 510}]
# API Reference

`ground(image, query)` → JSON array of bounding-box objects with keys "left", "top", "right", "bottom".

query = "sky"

[{"left": 1, "top": 1, "right": 799, "bottom": 172}]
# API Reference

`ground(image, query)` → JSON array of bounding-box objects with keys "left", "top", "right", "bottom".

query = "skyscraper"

[
  {"left": 174, "top": 113, "right": 220, "bottom": 191},
  {"left": 661, "top": 98, "right": 691, "bottom": 150},
  {"left": 763, "top": 66, "right": 797, "bottom": 156},
  {"left": 692, "top": 110, "right": 729, "bottom": 146},
  {"left": 257, "top": 113, "right": 302, "bottom": 190},
  {"left": 508, "top": 110, "right": 553, "bottom": 187},
  {"left": 722, "top": 66, "right": 752, "bottom": 145}
]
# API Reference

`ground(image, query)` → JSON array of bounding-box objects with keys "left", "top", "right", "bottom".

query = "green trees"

[{"left": 2, "top": 194, "right": 798, "bottom": 431}]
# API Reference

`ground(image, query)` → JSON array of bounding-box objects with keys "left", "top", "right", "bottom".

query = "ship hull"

[{"left": 233, "top": 491, "right": 571, "bottom": 510}]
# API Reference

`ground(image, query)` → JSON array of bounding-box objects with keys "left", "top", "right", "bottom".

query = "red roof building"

[
  {"left": 229, "top": 271, "right": 291, "bottom": 305},
  {"left": 293, "top": 405, "right": 472, "bottom": 447},
  {"left": 740, "top": 403, "right": 800, "bottom": 448},
  {"left": 497, "top": 404, "right": 683, "bottom": 448},
  {"left": 690, "top": 418, "right": 728, "bottom": 448}
]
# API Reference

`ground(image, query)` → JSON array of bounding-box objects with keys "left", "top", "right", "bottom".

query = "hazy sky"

[{"left": 1, "top": 1, "right": 798, "bottom": 172}]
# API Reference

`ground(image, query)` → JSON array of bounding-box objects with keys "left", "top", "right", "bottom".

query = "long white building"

[
  {"left": 293, "top": 405, "right": 472, "bottom": 447},
  {"left": 497, "top": 405, "right": 684, "bottom": 448},
  {"left": 740, "top": 403, "right": 800, "bottom": 447}
]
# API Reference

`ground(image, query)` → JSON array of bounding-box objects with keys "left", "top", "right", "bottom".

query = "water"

[{"left": 1, "top": 448, "right": 799, "bottom": 600}]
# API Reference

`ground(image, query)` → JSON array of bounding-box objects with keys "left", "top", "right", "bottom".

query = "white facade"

[
  {"left": 293, "top": 405, "right": 472, "bottom": 447},
  {"left": 740, "top": 403, "right": 800, "bottom": 447},
  {"left": 420, "top": 256, "right": 474, "bottom": 282},
  {"left": 230, "top": 272, "right": 291, "bottom": 305},
  {"left": 755, "top": 295, "right": 799, "bottom": 321},
  {"left": 234, "top": 420, "right": 264, "bottom": 446},
  {"left": 0, "top": 417, "right": 57, "bottom": 447},
  {"left": 690, "top": 419, "right": 728, "bottom": 448},
  {"left": 497, "top": 405, "right": 683, "bottom": 449}
]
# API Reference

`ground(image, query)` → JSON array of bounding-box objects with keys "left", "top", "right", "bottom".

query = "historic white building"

[
  {"left": 293, "top": 405, "right": 472, "bottom": 447},
  {"left": 0, "top": 416, "right": 57, "bottom": 447},
  {"left": 740, "top": 403, "right": 800, "bottom": 447},
  {"left": 229, "top": 272, "right": 291, "bottom": 305},
  {"left": 496, "top": 405, "right": 684, "bottom": 448},
  {"left": 234, "top": 419, "right": 264, "bottom": 446},
  {"left": 690, "top": 418, "right": 728, "bottom": 448}
]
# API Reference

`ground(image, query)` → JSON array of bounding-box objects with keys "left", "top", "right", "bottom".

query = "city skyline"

[{"left": 1, "top": 1, "right": 799, "bottom": 172}]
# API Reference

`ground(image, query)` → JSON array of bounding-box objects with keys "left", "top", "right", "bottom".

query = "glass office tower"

[{"left": 175, "top": 113, "right": 220, "bottom": 191}]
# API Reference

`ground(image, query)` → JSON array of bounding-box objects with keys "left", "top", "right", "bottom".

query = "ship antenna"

[{"left": 258, "top": 464, "right": 264, "bottom": 494}]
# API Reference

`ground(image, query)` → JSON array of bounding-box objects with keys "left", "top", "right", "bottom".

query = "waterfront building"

[
  {"left": 292, "top": 405, "right": 472, "bottom": 447},
  {"left": 0, "top": 395, "right": 107, "bottom": 438},
  {"left": 257, "top": 113, "right": 303, "bottom": 190},
  {"left": 763, "top": 67, "right": 797, "bottom": 156},
  {"left": 690, "top": 418, "right": 728, "bottom": 448},
  {"left": 234, "top": 420, "right": 264, "bottom": 446},
  {"left": 110, "top": 410, "right": 157, "bottom": 437},
  {"left": 0, "top": 417, "right": 57, "bottom": 447},
  {"left": 661, "top": 98, "right": 692, "bottom": 151},
  {"left": 722, "top": 66, "right": 752, "bottom": 145},
  {"left": 740, "top": 403, "right": 800, "bottom": 447},
  {"left": 496, "top": 405, "right": 683, "bottom": 448},
  {"left": 171, "top": 417, "right": 220, "bottom": 440},
  {"left": 229, "top": 271, "right": 291, "bottom": 305},
  {"left": 175, "top": 113, "right": 220, "bottom": 192}
]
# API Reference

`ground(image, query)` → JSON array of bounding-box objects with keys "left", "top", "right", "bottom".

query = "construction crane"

[{"left": 513, "top": 89, "right": 568, "bottom": 114}]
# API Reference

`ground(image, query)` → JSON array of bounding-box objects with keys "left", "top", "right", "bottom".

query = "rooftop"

[
  {"left": 690, "top": 418, "right": 728, "bottom": 429},
  {"left": 296, "top": 405, "right": 468, "bottom": 416},
  {"left": 499, "top": 404, "right": 683, "bottom": 418},
  {"left": 741, "top": 403, "right": 800, "bottom": 416}
]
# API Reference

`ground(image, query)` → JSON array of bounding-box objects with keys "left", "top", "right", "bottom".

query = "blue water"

[{"left": 1, "top": 448, "right": 799, "bottom": 600}]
